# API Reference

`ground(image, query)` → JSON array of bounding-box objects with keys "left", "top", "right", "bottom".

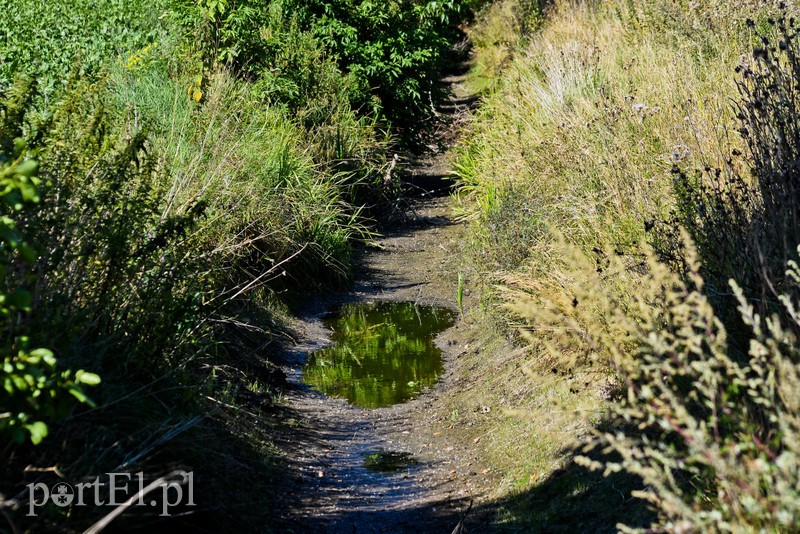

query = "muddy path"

[
  {"left": 272, "top": 54, "right": 497, "bottom": 533},
  {"left": 277, "top": 200, "right": 492, "bottom": 533}
]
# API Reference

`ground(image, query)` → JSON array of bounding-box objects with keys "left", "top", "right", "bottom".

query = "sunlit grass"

[{"left": 447, "top": 0, "right": 786, "bottom": 529}]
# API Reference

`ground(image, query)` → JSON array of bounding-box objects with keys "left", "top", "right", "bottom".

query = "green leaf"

[
  {"left": 30, "top": 348, "right": 56, "bottom": 367},
  {"left": 75, "top": 370, "right": 101, "bottom": 386},
  {"left": 4, "top": 377, "right": 14, "bottom": 394},
  {"left": 14, "top": 159, "right": 38, "bottom": 178},
  {"left": 24, "top": 421, "right": 48, "bottom": 445},
  {"left": 11, "top": 375, "right": 26, "bottom": 391},
  {"left": 68, "top": 387, "right": 89, "bottom": 404},
  {"left": 13, "top": 137, "right": 26, "bottom": 157}
]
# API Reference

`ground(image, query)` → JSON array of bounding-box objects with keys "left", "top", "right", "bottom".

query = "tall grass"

[
  {"left": 112, "top": 63, "right": 372, "bottom": 286},
  {"left": 455, "top": 0, "right": 751, "bottom": 274},
  {"left": 453, "top": 0, "right": 800, "bottom": 529},
  {"left": 0, "top": 0, "right": 416, "bottom": 530}
]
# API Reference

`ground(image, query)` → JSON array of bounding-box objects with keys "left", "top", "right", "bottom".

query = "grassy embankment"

[
  {"left": 0, "top": 0, "right": 478, "bottom": 531},
  {"left": 452, "top": 0, "right": 800, "bottom": 530}
]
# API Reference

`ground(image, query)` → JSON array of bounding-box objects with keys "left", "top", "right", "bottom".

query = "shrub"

[
  {"left": 653, "top": 12, "right": 800, "bottom": 343},
  {"left": 579, "top": 243, "right": 800, "bottom": 532},
  {"left": 189, "top": 0, "right": 474, "bottom": 132},
  {"left": 14, "top": 80, "right": 211, "bottom": 379},
  {"left": 0, "top": 81, "right": 100, "bottom": 445},
  {"left": 505, "top": 235, "right": 800, "bottom": 531}
]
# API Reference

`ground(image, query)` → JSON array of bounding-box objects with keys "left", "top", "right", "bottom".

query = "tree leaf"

[
  {"left": 75, "top": 370, "right": 101, "bottom": 386},
  {"left": 24, "top": 421, "right": 48, "bottom": 445}
]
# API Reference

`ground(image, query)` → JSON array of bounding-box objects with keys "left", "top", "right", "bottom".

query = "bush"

[
  {"left": 1, "top": 39, "right": 376, "bottom": 398},
  {"left": 0, "top": 119, "right": 100, "bottom": 446},
  {"left": 189, "top": 0, "right": 475, "bottom": 132},
  {"left": 0, "top": 78, "right": 103, "bottom": 446},
  {"left": 655, "top": 14, "right": 800, "bottom": 333},
  {"left": 504, "top": 234, "right": 800, "bottom": 531},
  {"left": 578, "top": 243, "right": 800, "bottom": 532},
  {"left": 13, "top": 79, "right": 210, "bottom": 379}
]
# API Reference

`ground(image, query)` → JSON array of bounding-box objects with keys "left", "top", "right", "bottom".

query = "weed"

[
  {"left": 457, "top": 271, "right": 465, "bottom": 318},
  {"left": 452, "top": 0, "right": 800, "bottom": 529},
  {"left": 571, "top": 240, "right": 800, "bottom": 532},
  {"left": 655, "top": 13, "right": 800, "bottom": 341}
]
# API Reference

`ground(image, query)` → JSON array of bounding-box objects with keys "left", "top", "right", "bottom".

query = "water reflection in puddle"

[
  {"left": 362, "top": 450, "right": 419, "bottom": 472},
  {"left": 302, "top": 301, "right": 457, "bottom": 408}
]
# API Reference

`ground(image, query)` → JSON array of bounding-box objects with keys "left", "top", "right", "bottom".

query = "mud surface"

[
  {"left": 277, "top": 195, "right": 495, "bottom": 533},
  {"left": 272, "top": 59, "right": 497, "bottom": 532}
]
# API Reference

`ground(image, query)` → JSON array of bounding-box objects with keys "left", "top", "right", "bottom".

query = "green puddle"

[
  {"left": 362, "top": 450, "right": 419, "bottom": 472},
  {"left": 302, "top": 301, "right": 457, "bottom": 408}
]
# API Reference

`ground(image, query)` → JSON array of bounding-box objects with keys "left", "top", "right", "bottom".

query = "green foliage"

[
  {"left": 0, "top": 0, "right": 172, "bottom": 97},
  {"left": 21, "top": 81, "right": 212, "bottom": 376},
  {"left": 311, "top": 0, "right": 465, "bottom": 121},
  {"left": 186, "top": 0, "right": 473, "bottom": 130},
  {"left": 2, "top": 348, "right": 100, "bottom": 445},
  {"left": 0, "top": 105, "right": 99, "bottom": 446},
  {"left": 0, "top": 55, "right": 381, "bottom": 534},
  {"left": 199, "top": 0, "right": 229, "bottom": 19},
  {"left": 111, "top": 66, "right": 370, "bottom": 288}
]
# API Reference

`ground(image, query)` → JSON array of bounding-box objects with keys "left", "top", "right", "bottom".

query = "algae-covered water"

[{"left": 302, "top": 301, "right": 457, "bottom": 408}]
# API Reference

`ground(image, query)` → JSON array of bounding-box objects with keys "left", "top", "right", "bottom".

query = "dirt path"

[
  {"left": 272, "top": 55, "right": 497, "bottom": 533},
  {"left": 277, "top": 200, "right": 493, "bottom": 533}
]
